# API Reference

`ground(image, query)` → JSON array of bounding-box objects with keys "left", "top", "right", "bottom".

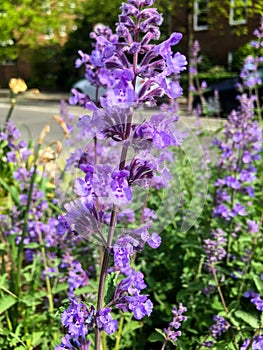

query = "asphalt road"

[
  {"left": 0, "top": 98, "right": 223, "bottom": 146},
  {"left": 0, "top": 99, "right": 83, "bottom": 144}
]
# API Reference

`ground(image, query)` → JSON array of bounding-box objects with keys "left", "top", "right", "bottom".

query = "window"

[
  {"left": 60, "top": 25, "right": 67, "bottom": 37},
  {"left": 42, "top": 0, "right": 51, "bottom": 15},
  {"left": 194, "top": 0, "right": 209, "bottom": 31},
  {"left": 229, "top": 0, "right": 247, "bottom": 25},
  {"left": 44, "top": 27, "right": 54, "bottom": 40}
]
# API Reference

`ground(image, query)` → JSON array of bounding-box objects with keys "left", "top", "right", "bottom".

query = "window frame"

[
  {"left": 229, "top": 0, "right": 247, "bottom": 26},
  {"left": 193, "top": 0, "right": 209, "bottom": 31}
]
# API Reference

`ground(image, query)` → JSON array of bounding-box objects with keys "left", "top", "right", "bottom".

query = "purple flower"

[
  {"left": 231, "top": 203, "right": 247, "bottom": 217},
  {"left": 244, "top": 290, "right": 263, "bottom": 311},
  {"left": 75, "top": 50, "right": 89, "bottom": 68},
  {"left": 62, "top": 199, "right": 106, "bottom": 244},
  {"left": 210, "top": 315, "right": 229, "bottom": 339},
  {"left": 213, "top": 204, "right": 231, "bottom": 220},
  {"left": 202, "top": 340, "right": 215, "bottom": 348},
  {"left": 203, "top": 229, "right": 227, "bottom": 265},
  {"left": 96, "top": 308, "right": 118, "bottom": 334},
  {"left": 61, "top": 300, "right": 95, "bottom": 338},
  {"left": 110, "top": 169, "right": 132, "bottom": 204},
  {"left": 241, "top": 339, "right": 251, "bottom": 350},
  {"left": 116, "top": 294, "right": 153, "bottom": 320},
  {"left": 247, "top": 219, "right": 259, "bottom": 234},
  {"left": 252, "top": 335, "right": 263, "bottom": 349},
  {"left": 126, "top": 158, "right": 154, "bottom": 186},
  {"left": 147, "top": 232, "right": 161, "bottom": 249},
  {"left": 55, "top": 335, "right": 75, "bottom": 349},
  {"left": 242, "top": 335, "right": 263, "bottom": 350},
  {"left": 113, "top": 244, "right": 133, "bottom": 272},
  {"left": 154, "top": 32, "right": 183, "bottom": 57},
  {"left": 69, "top": 89, "right": 96, "bottom": 110},
  {"left": 164, "top": 303, "right": 187, "bottom": 343}
]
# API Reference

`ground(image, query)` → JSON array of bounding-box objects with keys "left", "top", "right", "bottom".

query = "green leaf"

[
  {"left": 121, "top": 319, "right": 143, "bottom": 336},
  {"left": 0, "top": 178, "right": 20, "bottom": 206},
  {"left": 177, "top": 339, "right": 192, "bottom": 349},
  {"left": 104, "top": 272, "right": 118, "bottom": 305},
  {"left": 24, "top": 242, "right": 40, "bottom": 249},
  {"left": 148, "top": 330, "right": 165, "bottom": 343},
  {"left": 74, "top": 284, "right": 96, "bottom": 296},
  {"left": 252, "top": 274, "right": 263, "bottom": 294},
  {"left": 52, "top": 283, "right": 68, "bottom": 294},
  {"left": 234, "top": 310, "right": 259, "bottom": 329},
  {"left": 155, "top": 328, "right": 166, "bottom": 338},
  {"left": 215, "top": 340, "right": 236, "bottom": 349},
  {"left": 0, "top": 294, "right": 17, "bottom": 314},
  {"left": 32, "top": 331, "right": 44, "bottom": 347}
]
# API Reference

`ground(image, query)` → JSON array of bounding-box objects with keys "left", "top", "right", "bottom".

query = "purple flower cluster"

[
  {"left": 111, "top": 224, "right": 161, "bottom": 320},
  {"left": 0, "top": 119, "right": 97, "bottom": 350},
  {"left": 240, "top": 55, "right": 262, "bottom": 89},
  {"left": 164, "top": 303, "right": 187, "bottom": 343},
  {"left": 70, "top": 1, "right": 186, "bottom": 108},
  {"left": 59, "top": 0, "right": 186, "bottom": 241},
  {"left": 0, "top": 121, "right": 59, "bottom": 259},
  {"left": 56, "top": 1, "right": 188, "bottom": 347},
  {"left": 244, "top": 290, "right": 263, "bottom": 311},
  {"left": 201, "top": 316, "right": 230, "bottom": 348},
  {"left": 209, "top": 315, "right": 229, "bottom": 339},
  {"left": 213, "top": 94, "right": 262, "bottom": 221},
  {"left": 203, "top": 228, "right": 227, "bottom": 265},
  {"left": 60, "top": 252, "right": 90, "bottom": 298},
  {"left": 189, "top": 40, "right": 206, "bottom": 92},
  {"left": 56, "top": 300, "right": 95, "bottom": 350},
  {"left": 189, "top": 40, "right": 201, "bottom": 76},
  {"left": 239, "top": 16, "right": 263, "bottom": 91}
]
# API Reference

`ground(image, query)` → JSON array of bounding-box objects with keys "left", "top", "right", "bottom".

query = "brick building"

[
  {"left": 1, "top": 0, "right": 261, "bottom": 88},
  {"left": 170, "top": 0, "right": 262, "bottom": 69}
]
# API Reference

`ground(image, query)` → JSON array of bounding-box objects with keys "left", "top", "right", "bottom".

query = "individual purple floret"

[
  {"left": 252, "top": 335, "right": 263, "bottom": 349},
  {"left": 241, "top": 335, "right": 263, "bottom": 350},
  {"left": 202, "top": 340, "right": 215, "bottom": 348},
  {"left": 209, "top": 315, "right": 229, "bottom": 339},
  {"left": 56, "top": 335, "right": 91, "bottom": 350},
  {"left": 244, "top": 290, "right": 263, "bottom": 311},
  {"left": 247, "top": 219, "right": 259, "bottom": 234},
  {"left": 241, "top": 339, "right": 251, "bottom": 350},
  {"left": 163, "top": 303, "right": 187, "bottom": 343}
]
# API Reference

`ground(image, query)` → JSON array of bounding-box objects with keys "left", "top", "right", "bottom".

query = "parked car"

[
  {"left": 71, "top": 77, "right": 167, "bottom": 105},
  {"left": 71, "top": 79, "right": 107, "bottom": 101},
  {"left": 192, "top": 68, "right": 263, "bottom": 117}
]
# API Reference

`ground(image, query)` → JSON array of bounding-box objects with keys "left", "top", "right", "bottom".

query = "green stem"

[
  {"left": 114, "top": 316, "right": 124, "bottom": 350},
  {"left": 95, "top": 208, "right": 118, "bottom": 350},
  {"left": 36, "top": 224, "right": 54, "bottom": 313},
  {"left": 211, "top": 264, "right": 229, "bottom": 315},
  {"left": 16, "top": 143, "right": 41, "bottom": 297},
  {"left": 211, "top": 265, "right": 239, "bottom": 350},
  {"left": 102, "top": 331, "right": 107, "bottom": 350},
  {"left": 4, "top": 97, "right": 16, "bottom": 126}
]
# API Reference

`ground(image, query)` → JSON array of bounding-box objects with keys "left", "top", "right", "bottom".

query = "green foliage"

[
  {"left": 0, "top": 0, "right": 81, "bottom": 62},
  {"left": 232, "top": 42, "right": 263, "bottom": 72}
]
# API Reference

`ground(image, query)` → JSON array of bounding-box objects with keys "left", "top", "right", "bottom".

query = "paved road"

[
  {"left": 0, "top": 97, "right": 224, "bottom": 146},
  {"left": 0, "top": 99, "right": 83, "bottom": 144}
]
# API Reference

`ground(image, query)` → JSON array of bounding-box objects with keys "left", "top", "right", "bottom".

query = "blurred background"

[{"left": 0, "top": 0, "right": 262, "bottom": 93}]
